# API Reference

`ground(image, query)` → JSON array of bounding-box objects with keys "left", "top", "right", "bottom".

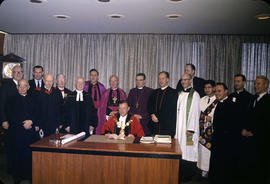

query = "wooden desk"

[{"left": 31, "top": 135, "right": 182, "bottom": 184}]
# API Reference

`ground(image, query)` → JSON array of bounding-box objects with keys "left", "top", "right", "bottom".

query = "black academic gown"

[
  {"left": 6, "top": 94, "right": 37, "bottom": 179},
  {"left": 176, "top": 76, "right": 205, "bottom": 97},
  {"left": 28, "top": 79, "right": 44, "bottom": 95},
  {"left": 0, "top": 79, "right": 18, "bottom": 172},
  {"left": 247, "top": 93, "right": 270, "bottom": 184},
  {"left": 64, "top": 91, "right": 98, "bottom": 136},
  {"left": 33, "top": 87, "right": 63, "bottom": 137},
  {"left": 209, "top": 97, "right": 242, "bottom": 184},
  {"left": 55, "top": 87, "right": 72, "bottom": 132},
  {"left": 148, "top": 86, "right": 178, "bottom": 137}
]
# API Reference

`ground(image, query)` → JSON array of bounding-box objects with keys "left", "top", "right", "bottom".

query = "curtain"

[{"left": 3, "top": 34, "right": 270, "bottom": 94}]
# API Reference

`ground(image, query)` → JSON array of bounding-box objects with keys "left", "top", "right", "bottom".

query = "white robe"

[
  {"left": 175, "top": 90, "right": 201, "bottom": 162},
  {"left": 197, "top": 95, "right": 217, "bottom": 171}
]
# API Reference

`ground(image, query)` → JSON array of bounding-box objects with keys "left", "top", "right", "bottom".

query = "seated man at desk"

[{"left": 102, "top": 100, "right": 144, "bottom": 139}]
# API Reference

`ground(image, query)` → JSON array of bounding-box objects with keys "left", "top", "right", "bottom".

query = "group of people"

[{"left": 0, "top": 63, "right": 269, "bottom": 184}]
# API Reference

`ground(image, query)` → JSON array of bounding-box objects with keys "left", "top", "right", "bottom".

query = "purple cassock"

[
  {"left": 96, "top": 88, "right": 127, "bottom": 134},
  {"left": 127, "top": 86, "right": 153, "bottom": 135},
  {"left": 83, "top": 81, "right": 106, "bottom": 110}
]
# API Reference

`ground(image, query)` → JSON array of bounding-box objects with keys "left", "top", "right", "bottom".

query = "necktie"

[
  {"left": 37, "top": 81, "right": 40, "bottom": 88},
  {"left": 207, "top": 98, "right": 210, "bottom": 104}
]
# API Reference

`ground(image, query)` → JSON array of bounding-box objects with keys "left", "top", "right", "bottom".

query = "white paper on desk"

[
  {"left": 61, "top": 132, "right": 86, "bottom": 145},
  {"left": 60, "top": 134, "right": 74, "bottom": 139}
]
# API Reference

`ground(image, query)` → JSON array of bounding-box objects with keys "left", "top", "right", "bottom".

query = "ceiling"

[{"left": 0, "top": 0, "right": 270, "bottom": 34}]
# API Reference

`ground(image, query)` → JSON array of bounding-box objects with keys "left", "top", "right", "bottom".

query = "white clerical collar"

[
  {"left": 13, "top": 79, "right": 18, "bottom": 85},
  {"left": 21, "top": 94, "right": 27, "bottom": 97},
  {"left": 161, "top": 86, "right": 168, "bottom": 90},
  {"left": 111, "top": 88, "right": 118, "bottom": 91},
  {"left": 219, "top": 96, "right": 228, "bottom": 103},
  {"left": 58, "top": 87, "right": 64, "bottom": 91},
  {"left": 137, "top": 86, "right": 144, "bottom": 90},
  {"left": 257, "top": 92, "right": 267, "bottom": 102},
  {"left": 76, "top": 89, "right": 83, "bottom": 93},
  {"left": 236, "top": 89, "right": 244, "bottom": 94}
]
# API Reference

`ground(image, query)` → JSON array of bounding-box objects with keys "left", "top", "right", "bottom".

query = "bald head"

[
  {"left": 44, "top": 74, "right": 54, "bottom": 89},
  {"left": 17, "top": 79, "right": 30, "bottom": 96},
  {"left": 76, "top": 77, "right": 85, "bottom": 91},
  {"left": 181, "top": 73, "right": 192, "bottom": 89},
  {"left": 109, "top": 75, "right": 119, "bottom": 89}
]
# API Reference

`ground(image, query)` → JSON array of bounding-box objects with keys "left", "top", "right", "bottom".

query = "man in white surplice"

[
  {"left": 175, "top": 73, "right": 200, "bottom": 182},
  {"left": 197, "top": 80, "right": 218, "bottom": 179}
]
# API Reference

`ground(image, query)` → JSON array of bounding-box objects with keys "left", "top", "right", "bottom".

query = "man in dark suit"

[
  {"left": 0, "top": 65, "right": 24, "bottom": 173},
  {"left": 6, "top": 79, "right": 37, "bottom": 184},
  {"left": 28, "top": 65, "right": 44, "bottom": 94},
  {"left": 64, "top": 77, "right": 97, "bottom": 136},
  {"left": 242, "top": 75, "right": 270, "bottom": 184},
  {"left": 176, "top": 64, "right": 205, "bottom": 97}
]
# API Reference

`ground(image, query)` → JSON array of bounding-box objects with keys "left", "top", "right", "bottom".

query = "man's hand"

[
  {"left": 134, "top": 114, "right": 142, "bottom": 120},
  {"left": 242, "top": 129, "right": 253, "bottom": 137},
  {"left": 89, "top": 126, "right": 94, "bottom": 135},
  {"left": 2, "top": 121, "right": 9, "bottom": 129},
  {"left": 59, "top": 125, "right": 63, "bottom": 129},
  {"left": 151, "top": 114, "right": 159, "bottom": 123},
  {"left": 65, "top": 126, "right": 70, "bottom": 133},
  {"left": 23, "top": 120, "right": 33, "bottom": 130},
  {"left": 35, "top": 126, "right": 39, "bottom": 132},
  {"left": 127, "top": 134, "right": 135, "bottom": 138}
]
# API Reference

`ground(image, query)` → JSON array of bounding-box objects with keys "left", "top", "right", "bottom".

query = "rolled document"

[{"left": 61, "top": 132, "right": 86, "bottom": 145}]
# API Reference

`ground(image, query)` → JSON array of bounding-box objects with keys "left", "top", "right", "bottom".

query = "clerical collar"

[
  {"left": 161, "top": 86, "right": 168, "bottom": 90},
  {"left": 137, "top": 86, "right": 144, "bottom": 90},
  {"left": 13, "top": 79, "right": 18, "bottom": 85},
  {"left": 257, "top": 92, "right": 267, "bottom": 102},
  {"left": 219, "top": 96, "right": 228, "bottom": 103},
  {"left": 236, "top": 89, "right": 244, "bottom": 94},
  {"left": 111, "top": 88, "right": 118, "bottom": 91},
  {"left": 76, "top": 89, "right": 83, "bottom": 93},
  {"left": 58, "top": 87, "right": 64, "bottom": 91},
  {"left": 21, "top": 94, "right": 27, "bottom": 97},
  {"left": 183, "top": 87, "right": 192, "bottom": 92}
]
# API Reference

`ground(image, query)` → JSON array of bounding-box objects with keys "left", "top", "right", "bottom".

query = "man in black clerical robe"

[
  {"left": 6, "top": 79, "right": 37, "bottom": 183},
  {"left": 33, "top": 74, "right": 63, "bottom": 138},
  {"left": 55, "top": 74, "right": 72, "bottom": 133},
  {"left": 148, "top": 71, "right": 178, "bottom": 137},
  {"left": 63, "top": 77, "right": 98, "bottom": 136},
  {"left": 209, "top": 83, "right": 242, "bottom": 184}
]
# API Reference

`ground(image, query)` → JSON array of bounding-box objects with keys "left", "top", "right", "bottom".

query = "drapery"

[{"left": 4, "top": 34, "right": 270, "bottom": 94}]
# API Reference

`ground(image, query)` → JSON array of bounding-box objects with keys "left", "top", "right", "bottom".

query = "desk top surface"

[{"left": 31, "top": 134, "right": 182, "bottom": 158}]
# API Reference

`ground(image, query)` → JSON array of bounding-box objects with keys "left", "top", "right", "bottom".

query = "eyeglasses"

[
  {"left": 13, "top": 71, "right": 23, "bottom": 74},
  {"left": 136, "top": 79, "right": 144, "bottom": 81}
]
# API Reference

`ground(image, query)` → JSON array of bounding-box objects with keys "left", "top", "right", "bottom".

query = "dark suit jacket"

[
  {"left": 176, "top": 76, "right": 205, "bottom": 97},
  {"left": 28, "top": 79, "right": 44, "bottom": 95},
  {"left": 0, "top": 80, "right": 18, "bottom": 122}
]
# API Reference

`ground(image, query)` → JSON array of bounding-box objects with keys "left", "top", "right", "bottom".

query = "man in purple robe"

[
  {"left": 83, "top": 69, "right": 106, "bottom": 110},
  {"left": 96, "top": 75, "right": 127, "bottom": 134},
  {"left": 128, "top": 73, "right": 153, "bottom": 135}
]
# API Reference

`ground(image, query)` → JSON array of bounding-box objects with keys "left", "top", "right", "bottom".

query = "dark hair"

[
  {"left": 216, "top": 82, "right": 228, "bottom": 90},
  {"left": 136, "top": 73, "right": 146, "bottom": 80},
  {"left": 158, "top": 71, "right": 170, "bottom": 79},
  {"left": 234, "top": 74, "right": 246, "bottom": 82},
  {"left": 33, "top": 65, "right": 44, "bottom": 72},
  {"left": 204, "top": 80, "right": 216, "bottom": 87},
  {"left": 119, "top": 100, "right": 129, "bottom": 106},
  {"left": 89, "top": 69, "right": 99, "bottom": 75},
  {"left": 186, "top": 63, "right": 196, "bottom": 71}
]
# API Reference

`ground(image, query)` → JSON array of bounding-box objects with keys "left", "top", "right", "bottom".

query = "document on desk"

[{"left": 84, "top": 135, "right": 135, "bottom": 144}]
